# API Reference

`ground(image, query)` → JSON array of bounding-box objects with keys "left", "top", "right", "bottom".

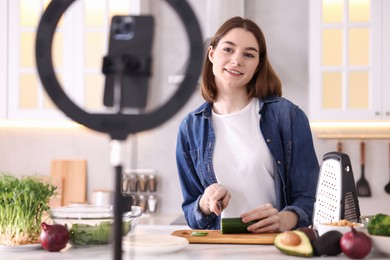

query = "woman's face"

[{"left": 208, "top": 28, "right": 259, "bottom": 92}]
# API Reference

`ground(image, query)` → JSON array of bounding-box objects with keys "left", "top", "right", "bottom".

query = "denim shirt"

[{"left": 176, "top": 96, "right": 319, "bottom": 230}]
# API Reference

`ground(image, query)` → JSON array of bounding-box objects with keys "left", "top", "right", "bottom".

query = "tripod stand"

[{"left": 35, "top": 1, "right": 203, "bottom": 259}]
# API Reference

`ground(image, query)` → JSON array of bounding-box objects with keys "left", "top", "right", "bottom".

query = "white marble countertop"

[{"left": 1, "top": 223, "right": 388, "bottom": 260}]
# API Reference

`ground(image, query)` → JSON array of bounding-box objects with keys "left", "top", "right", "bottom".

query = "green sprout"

[{"left": 0, "top": 173, "right": 56, "bottom": 245}]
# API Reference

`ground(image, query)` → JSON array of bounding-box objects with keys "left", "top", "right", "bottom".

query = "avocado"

[
  {"left": 297, "top": 227, "right": 319, "bottom": 243},
  {"left": 274, "top": 230, "right": 313, "bottom": 257},
  {"left": 312, "top": 230, "right": 343, "bottom": 256}
]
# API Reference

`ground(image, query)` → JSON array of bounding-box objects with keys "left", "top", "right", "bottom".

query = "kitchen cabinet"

[
  {"left": 309, "top": 0, "right": 390, "bottom": 121},
  {"left": 0, "top": 1, "right": 7, "bottom": 119},
  {"left": 382, "top": 0, "right": 390, "bottom": 119},
  {"left": 3, "top": 0, "right": 147, "bottom": 121}
]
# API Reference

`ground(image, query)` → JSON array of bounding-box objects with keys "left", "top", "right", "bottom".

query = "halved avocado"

[{"left": 274, "top": 230, "right": 313, "bottom": 257}]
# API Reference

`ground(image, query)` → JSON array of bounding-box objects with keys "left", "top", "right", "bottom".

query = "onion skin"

[
  {"left": 340, "top": 227, "right": 372, "bottom": 259},
  {"left": 40, "top": 222, "right": 70, "bottom": 252}
]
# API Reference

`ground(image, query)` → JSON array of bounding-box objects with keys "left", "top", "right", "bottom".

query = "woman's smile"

[{"left": 225, "top": 68, "right": 244, "bottom": 76}]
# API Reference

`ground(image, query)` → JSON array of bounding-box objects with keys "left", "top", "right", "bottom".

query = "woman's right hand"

[{"left": 199, "top": 183, "right": 230, "bottom": 216}]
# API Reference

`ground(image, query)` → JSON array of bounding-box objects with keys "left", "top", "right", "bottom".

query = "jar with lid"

[
  {"left": 128, "top": 173, "right": 138, "bottom": 192},
  {"left": 147, "top": 194, "right": 158, "bottom": 213},
  {"left": 147, "top": 174, "right": 157, "bottom": 192},
  {"left": 138, "top": 174, "right": 148, "bottom": 192},
  {"left": 137, "top": 194, "right": 147, "bottom": 213}
]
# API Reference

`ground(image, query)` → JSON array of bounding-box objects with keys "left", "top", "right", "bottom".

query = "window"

[{"left": 6, "top": 0, "right": 143, "bottom": 120}]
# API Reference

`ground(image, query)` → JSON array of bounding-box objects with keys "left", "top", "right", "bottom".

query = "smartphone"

[{"left": 103, "top": 15, "right": 154, "bottom": 109}]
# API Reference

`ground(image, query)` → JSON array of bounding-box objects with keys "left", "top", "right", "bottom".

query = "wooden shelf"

[{"left": 310, "top": 121, "right": 390, "bottom": 139}]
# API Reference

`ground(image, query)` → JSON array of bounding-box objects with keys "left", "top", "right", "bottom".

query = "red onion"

[
  {"left": 40, "top": 222, "right": 69, "bottom": 252},
  {"left": 340, "top": 227, "right": 372, "bottom": 259}
]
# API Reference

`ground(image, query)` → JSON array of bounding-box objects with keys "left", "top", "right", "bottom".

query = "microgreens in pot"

[{"left": 0, "top": 173, "right": 56, "bottom": 246}]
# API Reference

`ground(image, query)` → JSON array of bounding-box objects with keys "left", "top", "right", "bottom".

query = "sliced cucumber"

[
  {"left": 191, "top": 231, "right": 209, "bottom": 236},
  {"left": 221, "top": 218, "right": 257, "bottom": 234}
]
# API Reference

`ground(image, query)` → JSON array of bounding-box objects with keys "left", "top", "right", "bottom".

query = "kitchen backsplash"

[
  {"left": 1, "top": 118, "right": 390, "bottom": 219},
  {"left": 314, "top": 137, "right": 390, "bottom": 216}
]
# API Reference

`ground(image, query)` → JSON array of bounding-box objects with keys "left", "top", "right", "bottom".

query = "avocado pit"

[{"left": 281, "top": 231, "right": 301, "bottom": 246}]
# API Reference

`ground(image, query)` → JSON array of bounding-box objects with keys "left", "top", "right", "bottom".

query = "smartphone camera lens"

[{"left": 112, "top": 16, "right": 135, "bottom": 40}]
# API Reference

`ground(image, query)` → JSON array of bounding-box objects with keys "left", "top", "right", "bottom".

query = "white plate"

[
  {"left": 0, "top": 243, "right": 42, "bottom": 252},
  {"left": 122, "top": 234, "right": 189, "bottom": 254}
]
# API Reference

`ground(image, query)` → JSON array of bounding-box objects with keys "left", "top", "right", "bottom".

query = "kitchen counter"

[{"left": 1, "top": 224, "right": 388, "bottom": 260}]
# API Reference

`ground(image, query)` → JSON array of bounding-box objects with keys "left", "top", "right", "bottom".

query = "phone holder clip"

[{"left": 102, "top": 55, "right": 152, "bottom": 76}]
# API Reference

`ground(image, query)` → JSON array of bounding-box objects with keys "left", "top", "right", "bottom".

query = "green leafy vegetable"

[
  {"left": 367, "top": 213, "right": 390, "bottom": 236},
  {"left": 69, "top": 221, "right": 131, "bottom": 245},
  {"left": 70, "top": 222, "right": 112, "bottom": 245},
  {"left": 0, "top": 173, "right": 56, "bottom": 245}
]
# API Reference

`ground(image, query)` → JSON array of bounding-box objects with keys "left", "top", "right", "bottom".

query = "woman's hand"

[
  {"left": 240, "top": 203, "right": 298, "bottom": 233},
  {"left": 199, "top": 183, "right": 230, "bottom": 216}
]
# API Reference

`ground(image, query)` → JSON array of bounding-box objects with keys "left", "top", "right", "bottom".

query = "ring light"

[{"left": 35, "top": 0, "right": 203, "bottom": 140}]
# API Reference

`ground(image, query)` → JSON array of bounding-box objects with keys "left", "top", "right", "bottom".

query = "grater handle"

[{"left": 360, "top": 141, "right": 365, "bottom": 166}]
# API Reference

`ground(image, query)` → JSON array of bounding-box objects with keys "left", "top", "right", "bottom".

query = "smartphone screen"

[{"left": 103, "top": 15, "right": 154, "bottom": 109}]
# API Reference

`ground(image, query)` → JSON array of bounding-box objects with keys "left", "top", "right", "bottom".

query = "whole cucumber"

[{"left": 221, "top": 218, "right": 257, "bottom": 234}]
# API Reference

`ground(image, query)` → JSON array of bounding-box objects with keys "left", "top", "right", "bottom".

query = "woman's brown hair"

[{"left": 201, "top": 16, "right": 282, "bottom": 103}]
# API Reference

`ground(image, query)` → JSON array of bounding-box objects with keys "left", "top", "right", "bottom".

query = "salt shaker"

[
  {"left": 147, "top": 194, "right": 158, "bottom": 213},
  {"left": 122, "top": 174, "right": 129, "bottom": 193},
  {"left": 147, "top": 174, "right": 157, "bottom": 192},
  {"left": 138, "top": 174, "right": 148, "bottom": 192},
  {"left": 128, "top": 173, "right": 138, "bottom": 192},
  {"left": 137, "top": 194, "right": 147, "bottom": 213}
]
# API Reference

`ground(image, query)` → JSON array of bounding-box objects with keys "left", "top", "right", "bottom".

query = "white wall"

[{"left": 1, "top": 0, "right": 389, "bottom": 219}]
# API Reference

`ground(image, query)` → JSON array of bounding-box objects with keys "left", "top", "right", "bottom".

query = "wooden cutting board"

[
  {"left": 50, "top": 160, "right": 87, "bottom": 206},
  {"left": 171, "top": 229, "right": 278, "bottom": 245}
]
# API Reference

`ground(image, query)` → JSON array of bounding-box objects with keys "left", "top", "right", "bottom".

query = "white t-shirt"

[{"left": 212, "top": 98, "right": 276, "bottom": 218}]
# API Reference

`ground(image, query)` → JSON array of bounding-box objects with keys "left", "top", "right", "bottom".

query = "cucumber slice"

[
  {"left": 191, "top": 231, "right": 209, "bottom": 236},
  {"left": 221, "top": 218, "right": 257, "bottom": 234}
]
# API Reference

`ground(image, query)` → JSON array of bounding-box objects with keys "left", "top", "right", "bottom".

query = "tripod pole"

[{"left": 110, "top": 140, "right": 125, "bottom": 260}]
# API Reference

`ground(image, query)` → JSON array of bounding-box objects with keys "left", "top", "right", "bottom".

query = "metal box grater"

[{"left": 312, "top": 152, "right": 361, "bottom": 229}]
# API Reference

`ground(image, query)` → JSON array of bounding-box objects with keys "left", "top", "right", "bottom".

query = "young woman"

[{"left": 176, "top": 17, "right": 319, "bottom": 233}]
